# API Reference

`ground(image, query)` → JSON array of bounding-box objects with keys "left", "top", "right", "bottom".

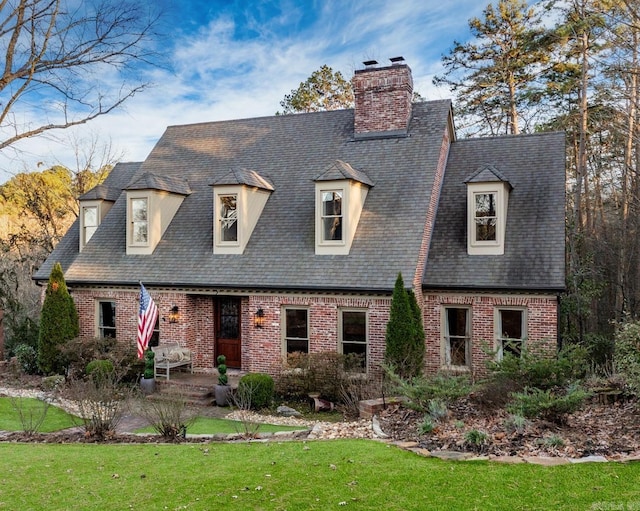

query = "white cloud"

[{"left": 0, "top": 0, "right": 482, "bottom": 183}]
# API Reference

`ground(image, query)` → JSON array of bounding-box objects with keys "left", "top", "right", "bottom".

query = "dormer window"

[
  {"left": 465, "top": 165, "right": 511, "bottom": 256},
  {"left": 314, "top": 160, "right": 373, "bottom": 255},
  {"left": 78, "top": 184, "right": 119, "bottom": 252},
  {"left": 130, "top": 197, "right": 149, "bottom": 245},
  {"left": 125, "top": 172, "right": 191, "bottom": 255},
  {"left": 211, "top": 168, "right": 274, "bottom": 255}
]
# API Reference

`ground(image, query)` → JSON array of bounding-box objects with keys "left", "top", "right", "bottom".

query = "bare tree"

[{"left": 0, "top": 0, "right": 160, "bottom": 151}]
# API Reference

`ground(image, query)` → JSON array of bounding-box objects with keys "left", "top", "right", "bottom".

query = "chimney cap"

[
  {"left": 363, "top": 60, "right": 378, "bottom": 68},
  {"left": 389, "top": 56, "right": 405, "bottom": 65}
]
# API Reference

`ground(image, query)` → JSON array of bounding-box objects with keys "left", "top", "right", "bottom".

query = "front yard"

[{"left": 1, "top": 440, "right": 639, "bottom": 510}]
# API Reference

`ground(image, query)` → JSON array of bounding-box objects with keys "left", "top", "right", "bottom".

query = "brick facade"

[
  {"left": 423, "top": 292, "right": 558, "bottom": 379},
  {"left": 71, "top": 286, "right": 557, "bottom": 380}
]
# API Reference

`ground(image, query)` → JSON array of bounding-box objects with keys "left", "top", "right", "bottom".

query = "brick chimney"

[{"left": 352, "top": 57, "right": 413, "bottom": 137}]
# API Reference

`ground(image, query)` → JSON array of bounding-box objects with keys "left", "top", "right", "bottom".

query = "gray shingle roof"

[
  {"left": 126, "top": 172, "right": 191, "bottom": 195},
  {"left": 35, "top": 101, "right": 454, "bottom": 292},
  {"left": 423, "top": 131, "right": 566, "bottom": 291}
]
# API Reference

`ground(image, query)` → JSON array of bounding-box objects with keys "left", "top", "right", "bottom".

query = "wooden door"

[{"left": 216, "top": 297, "right": 241, "bottom": 368}]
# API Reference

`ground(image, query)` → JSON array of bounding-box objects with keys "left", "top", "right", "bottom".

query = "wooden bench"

[{"left": 152, "top": 344, "right": 193, "bottom": 380}]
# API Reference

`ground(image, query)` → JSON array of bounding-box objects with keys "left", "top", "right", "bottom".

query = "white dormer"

[
  {"left": 465, "top": 165, "right": 512, "bottom": 256},
  {"left": 211, "top": 168, "right": 274, "bottom": 254},
  {"left": 314, "top": 160, "right": 373, "bottom": 255},
  {"left": 125, "top": 173, "right": 191, "bottom": 255},
  {"left": 78, "top": 184, "right": 119, "bottom": 252}
]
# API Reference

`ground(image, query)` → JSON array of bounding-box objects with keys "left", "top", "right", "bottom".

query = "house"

[{"left": 34, "top": 58, "right": 565, "bottom": 380}]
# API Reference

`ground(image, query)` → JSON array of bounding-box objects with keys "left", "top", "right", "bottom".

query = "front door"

[{"left": 215, "top": 297, "right": 241, "bottom": 368}]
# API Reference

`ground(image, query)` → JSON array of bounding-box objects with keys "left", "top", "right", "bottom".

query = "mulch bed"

[{"left": 377, "top": 396, "right": 640, "bottom": 458}]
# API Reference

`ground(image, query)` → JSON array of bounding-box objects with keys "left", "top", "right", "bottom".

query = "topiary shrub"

[{"left": 237, "top": 373, "right": 275, "bottom": 410}]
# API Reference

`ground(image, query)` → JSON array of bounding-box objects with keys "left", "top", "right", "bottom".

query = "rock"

[
  {"left": 569, "top": 455, "right": 608, "bottom": 463},
  {"left": 372, "top": 415, "right": 389, "bottom": 439},
  {"left": 276, "top": 405, "right": 302, "bottom": 417}
]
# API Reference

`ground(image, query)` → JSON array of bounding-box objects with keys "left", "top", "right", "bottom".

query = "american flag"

[{"left": 137, "top": 283, "right": 158, "bottom": 359}]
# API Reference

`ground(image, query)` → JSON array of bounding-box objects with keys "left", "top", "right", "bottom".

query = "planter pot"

[
  {"left": 140, "top": 377, "right": 156, "bottom": 394},
  {"left": 215, "top": 384, "right": 232, "bottom": 406}
]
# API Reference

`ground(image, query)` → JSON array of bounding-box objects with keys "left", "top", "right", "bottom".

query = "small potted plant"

[
  {"left": 214, "top": 354, "right": 231, "bottom": 406},
  {"left": 140, "top": 349, "right": 156, "bottom": 394}
]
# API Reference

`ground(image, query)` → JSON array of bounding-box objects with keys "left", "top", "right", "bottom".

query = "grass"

[
  {"left": 136, "top": 416, "right": 307, "bottom": 435},
  {"left": 0, "top": 439, "right": 639, "bottom": 510},
  {"left": 0, "top": 397, "right": 77, "bottom": 432}
]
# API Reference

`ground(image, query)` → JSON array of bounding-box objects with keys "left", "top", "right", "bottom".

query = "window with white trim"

[
  {"left": 339, "top": 309, "right": 367, "bottom": 372},
  {"left": 98, "top": 301, "right": 116, "bottom": 338},
  {"left": 496, "top": 308, "right": 526, "bottom": 359},
  {"left": 82, "top": 205, "right": 98, "bottom": 245},
  {"left": 442, "top": 307, "right": 471, "bottom": 368},
  {"left": 474, "top": 192, "right": 497, "bottom": 241},
  {"left": 130, "top": 197, "right": 149, "bottom": 245},
  {"left": 283, "top": 308, "right": 308, "bottom": 354},
  {"left": 321, "top": 190, "right": 343, "bottom": 242},
  {"left": 219, "top": 194, "right": 238, "bottom": 243}
]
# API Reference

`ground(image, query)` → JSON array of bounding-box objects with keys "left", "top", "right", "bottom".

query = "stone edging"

[{"left": 390, "top": 441, "right": 640, "bottom": 465}]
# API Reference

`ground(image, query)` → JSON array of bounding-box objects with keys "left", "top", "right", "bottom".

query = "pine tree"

[
  {"left": 385, "top": 273, "right": 424, "bottom": 379},
  {"left": 37, "top": 262, "right": 79, "bottom": 375}
]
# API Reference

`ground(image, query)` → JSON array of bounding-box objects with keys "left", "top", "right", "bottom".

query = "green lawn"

[
  {"left": 137, "top": 416, "right": 308, "bottom": 435},
  {"left": 0, "top": 397, "right": 77, "bottom": 432},
  {"left": 0, "top": 439, "right": 638, "bottom": 510}
]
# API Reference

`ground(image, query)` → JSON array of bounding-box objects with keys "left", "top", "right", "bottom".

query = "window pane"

[
  {"left": 475, "top": 193, "right": 496, "bottom": 217},
  {"left": 500, "top": 310, "right": 523, "bottom": 339},
  {"left": 83, "top": 207, "right": 97, "bottom": 226},
  {"left": 133, "top": 222, "right": 148, "bottom": 243},
  {"left": 220, "top": 195, "right": 238, "bottom": 242},
  {"left": 447, "top": 308, "right": 467, "bottom": 337},
  {"left": 342, "top": 311, "right": 366, "bottom": 343},
  {"left": 450, "top": 338, "right": 467, "bottom": 366},
  {"left": 132, "top": 199, "right": 147, "bottom": 221},
  {"left": 285, "top": 309, "right": 307, "bottom": 339},
  {"left": 220, "top": 298, "right": 239, "bottom": 339},
  {"left": 323, "top": 191, "right": 342, "bottom": 216}
]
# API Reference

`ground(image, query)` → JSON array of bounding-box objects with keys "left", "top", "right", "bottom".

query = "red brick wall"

[
  {"left": 352, "top": 64, "right": 413, "bottom": 134},
  {"left": 423, "top": 292, "right": 558, "bottom": 379},
  {"left": 412, "top": 123, "right": 451, "bottom": 304},
  {"left": 246, "top": 295, "right": 391, "bottom": 379},
  {"left": 71, "top": 287, "right": 558, "bottom": 381}
]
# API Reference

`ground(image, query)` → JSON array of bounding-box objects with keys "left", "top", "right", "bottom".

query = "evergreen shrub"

[{"left": 237, "top": 373, "right": 275, "bottom": 410}]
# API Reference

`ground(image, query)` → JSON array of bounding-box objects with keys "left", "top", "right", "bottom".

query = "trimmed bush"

[
  {"left": 86, "top": 359, "right": 114, "bottom": 381},
  {"left": 13, "top": 344, "right": 38, "bottom": 374},
  {"left": 237, "top": 373, "right": 275, "bottom": 410}
]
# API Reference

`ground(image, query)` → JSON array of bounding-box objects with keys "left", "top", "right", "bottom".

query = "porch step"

[{"left": 154, "top": 379, "right": 216, "bottom": 406}]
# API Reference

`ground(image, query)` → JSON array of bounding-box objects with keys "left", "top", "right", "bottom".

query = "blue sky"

[{"left": 0, "top": 0, "right": 486, "bottom": 184}]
